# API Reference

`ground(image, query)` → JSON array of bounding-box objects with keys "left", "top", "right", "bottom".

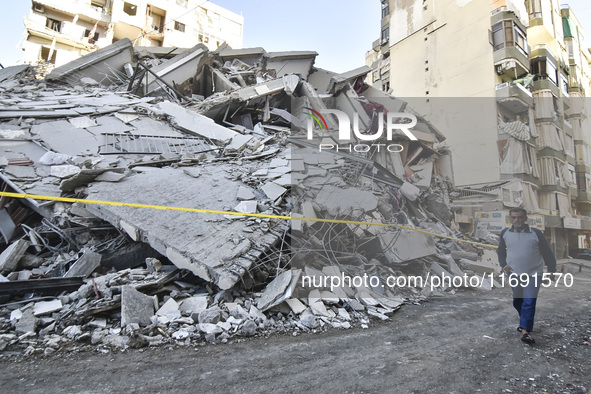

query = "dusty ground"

[{"left": 1, "top": 268, "right": 590, "bottom": 394}]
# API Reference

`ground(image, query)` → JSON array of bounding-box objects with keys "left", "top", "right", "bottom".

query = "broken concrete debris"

[{"left": 0, "top": 42, "right": 498, "bottom": 356}]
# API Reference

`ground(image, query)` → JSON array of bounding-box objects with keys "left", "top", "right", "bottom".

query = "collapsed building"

[{"left": 0, "top": 40, "right": 500, "bottom": 354}]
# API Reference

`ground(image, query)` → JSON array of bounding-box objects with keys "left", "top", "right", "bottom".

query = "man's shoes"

[{"left": 520, "top": 331, "right": 535, "bottom": 345}]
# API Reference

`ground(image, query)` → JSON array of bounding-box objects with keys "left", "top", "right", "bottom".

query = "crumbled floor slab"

[
  {"left": 85, "top": 166, "right": 283, "bottom": 289},
  {"left": 158, "top": 101, "right": 237, "bottom": 143}
]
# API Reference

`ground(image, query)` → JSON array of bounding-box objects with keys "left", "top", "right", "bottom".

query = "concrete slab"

[
  {"left": 236, "top": 186, "right": 255, "bottom": 201},
  {"left": 33, "top": 299, "right": 63, "bottom": 316},
  {"left": 121, "top": 285, "right": 155, "bottom": 327},
  {"left": 261, "top": 181, "right": 287, "bottom": 201},
  {"left": 85, "top": 166, "right": 283, "bottom": 289},
  {"left": 224, "top": 134, "right": 253, "bottom": 154},
  {"left": 0, "top": 239, "right": 30, "bottom": 274},
  {"left": 256, "top": 270, "right": 293, "bottom": 312},
  {"left": 64, "top": 249, "right": 101, "bottom": 278},
  {"left": 32, "top": 120, "right": 101, "bottom": 156},
  {"left": 69, "top": 116, "right": 97, "bottom": 128},
  {"left": 379, "top": 229, "right": 437, "bottom": 263},
  {"left": 158, "top": 101, "right": 237, "bottom": 143},
  {"left": 15, "top": 309, "right": 37, "bottom": 334},
  {"left": 179, "top": 296, "right": 209, "bottom": 315},
  {"left": 46, "top": 38, "right": 134, "bottom": 86},
  {"left": 234, "top": 201, "right": 257, "bottom": 214},
  {"left": 314, "top": 185, "right": 378, "bottom": 217}
]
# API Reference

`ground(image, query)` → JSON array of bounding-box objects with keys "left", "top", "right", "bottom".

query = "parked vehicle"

[{"left": 569, "top": 248, "right": 591, "bottom": 260}]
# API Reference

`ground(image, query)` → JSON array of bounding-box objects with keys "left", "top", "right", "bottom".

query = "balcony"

[
  {"left": 569, "top": 183, "right": 578, "bottom": 199},
  {"left": 577, "top": 191, "right": 591, "bottom": 203},
  {"left": 35, "top": 0, "right": 111, "bottom": 21},
  {"left": 494, "top": 55, "right": 529, "bottom": 78},
  {"left": 530, "top": 45, "right": 557, "bottom": 63},
  {"left": 496, "top": 81, "right": 533, "bottom": 113},
  {"left": 492, "top": 11, "right": 530, "bottom": 78},
  {"left": 532, "top": 78, "right": 561, "bottom": 97}
]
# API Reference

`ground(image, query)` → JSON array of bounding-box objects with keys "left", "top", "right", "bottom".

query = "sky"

[{"left": 1, "top": 1, "right": 591, "bottom": 73}]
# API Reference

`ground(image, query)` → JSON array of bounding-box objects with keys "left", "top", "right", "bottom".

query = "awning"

[{"left": 563, "top": 16, "right": 575, "bottom": 38}]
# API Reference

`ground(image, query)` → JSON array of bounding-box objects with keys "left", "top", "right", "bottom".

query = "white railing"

[{"left": 514, "top": 81, "right": 533, "bottom": 97}]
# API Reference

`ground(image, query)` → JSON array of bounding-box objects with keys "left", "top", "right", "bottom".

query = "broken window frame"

[
  {"left": 123, "top": 2, "right": 137, "bottom": 16},
  {"left": 381, "top": 26, "right": 389, "bottom": 44},
  {"left": 147, "top": 5, "right": 166, "bottom": 33},
  {"left": 40, "top": 46, "right": 57, "bottom": 64},
  {"left": 46, "top": 17, "right": 62, "bottom": 32},
  {"left": 528, "top": 0, "right": 543, "bottom": 18},
  {"left": 174, "top": 21, "right": 185, "bottom": 32},
  {"left": 84, "top": 29, "right": 100, "bottom": 44}
]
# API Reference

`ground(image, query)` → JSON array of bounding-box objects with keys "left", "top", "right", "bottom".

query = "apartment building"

[
  {"left": 367, "top": 0, "right": 591, "bottom": 256},
  {"left": 21, "top": 0, "right": 244, "bottom": 67}
]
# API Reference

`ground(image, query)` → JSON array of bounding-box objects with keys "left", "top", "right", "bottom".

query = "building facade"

[
  {"left": 367, "top": 0, "right": 591, "bottom": 256},
  {"left": 21, "top": 0, "right": 244, "bottom": 67}
]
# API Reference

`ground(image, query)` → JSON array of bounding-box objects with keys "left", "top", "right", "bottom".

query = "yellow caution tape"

[{"left": 0, "top": 191, "right": 498, "bottom": 249}]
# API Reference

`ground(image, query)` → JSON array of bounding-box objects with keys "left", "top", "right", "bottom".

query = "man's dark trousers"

[{"left": 511, "top": 274, "right": 541, "bottom": 331}]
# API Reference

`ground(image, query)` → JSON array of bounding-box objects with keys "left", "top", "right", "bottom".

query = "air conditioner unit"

[
  {"left": 505, "top": 60, "right": 516, "bottom": 69},
  {"left": 33, "top": 3, "right": 45, "bottom": 12}
]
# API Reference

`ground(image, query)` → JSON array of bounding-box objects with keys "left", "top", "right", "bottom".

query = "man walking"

[{"left": 497, "top": 207, "right": 556, "bottom": 344}]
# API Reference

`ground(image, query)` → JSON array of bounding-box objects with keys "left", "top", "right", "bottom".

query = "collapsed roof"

[{"left": 0, "top": 42, "right": 500, "bottom": 351}]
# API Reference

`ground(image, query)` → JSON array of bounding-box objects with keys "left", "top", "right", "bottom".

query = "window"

[
  {"left": 40, "top": 46, "right": 56, "bottom": 64},
  {"left": 174, "top": 21, "right": 185, "bottom": 32},
  {"left": 381, "top": 26, "right": 389, "bottom": 43},
  {"left": 568, "top": 164, "right": 576, "bottom": 185},
  {"left": 123, "top": 2, "right": 137, "bottom": 16},
  {"left": 84, "top": 29, "right": 100, "bottom": 44},
  {"left": 561, "top": 74, "right": 569, "bottom": 96},
  {"left": 381, "top": 2, "right": 390, "bottom": 18},
  {"left": 91, "top": 0, "right": 106, "bottom": 8},
  {"left": 567, "top": 40, "right": 574, "bottom": 59},
  {"left": 565, "top": 134, "right": 575, "bottom": 157},
  {"left": 492, "top": 21, "right": 529, "bottom": 56},
  {"left": 46, "top": 18, "right": 61, "bottom": 32},
  {"left": 148, "top": 7, "right": 165, "bottom": 32},
  {"left": 514, "top": 25, "right": 528, "bottom": 55},
  {"left": 531, "top": 57, "right": 558, "bottom": 85},
  {"left": 527, "top": 0, "right": 542, "bottom": 18}
]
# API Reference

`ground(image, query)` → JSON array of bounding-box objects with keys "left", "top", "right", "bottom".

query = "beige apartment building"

[
  {"left": 367, "top": 0, "right": 591, "bottom": 256},
  {"left": 21, "top": 0, "right": 244, "bottom": 67}
]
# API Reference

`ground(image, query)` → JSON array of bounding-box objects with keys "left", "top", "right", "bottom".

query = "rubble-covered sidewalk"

[{"left": 0, "top": 42, "right": 500, "bottom": 356}]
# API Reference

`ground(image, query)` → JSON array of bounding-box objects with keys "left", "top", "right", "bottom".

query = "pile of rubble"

[{"left": 0, "top": 40, "right": 499, "bottom": 356}]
